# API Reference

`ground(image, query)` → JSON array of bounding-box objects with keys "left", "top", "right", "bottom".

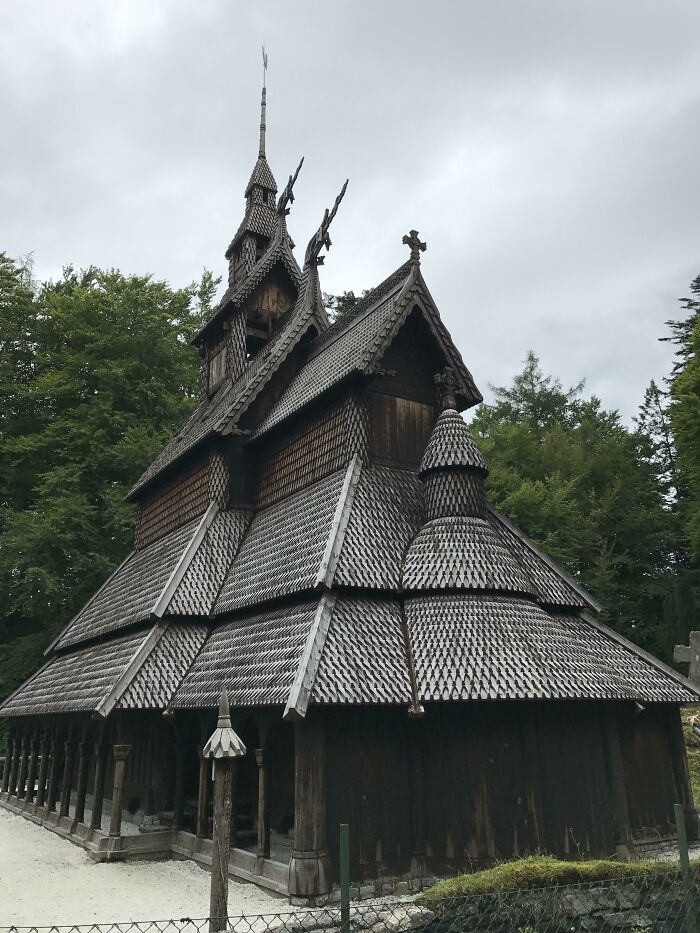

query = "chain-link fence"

[{"left": 3, "top": 870, "right": 700, "bottom": 933}]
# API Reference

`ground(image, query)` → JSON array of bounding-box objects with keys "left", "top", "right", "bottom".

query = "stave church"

[{"left": 2, "top": 75, "right": 699, "bottom": 900}]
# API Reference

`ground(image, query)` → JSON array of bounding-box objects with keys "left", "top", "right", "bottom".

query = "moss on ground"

[{"left": 417, "top": 856, "right": 689, "bottom": 906}]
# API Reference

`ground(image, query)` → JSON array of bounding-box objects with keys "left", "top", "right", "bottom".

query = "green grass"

[{"left": 417, "top": 856, "right": 686, "bottom": 907}]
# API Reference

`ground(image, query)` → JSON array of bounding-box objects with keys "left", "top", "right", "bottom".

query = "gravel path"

[{"left": 0, "top": 808, "right": 284, "bottom": 926}]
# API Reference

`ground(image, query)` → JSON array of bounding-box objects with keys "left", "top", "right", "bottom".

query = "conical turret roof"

[{"left": 419, "top": 409, "right": 487, "bottom": 476}]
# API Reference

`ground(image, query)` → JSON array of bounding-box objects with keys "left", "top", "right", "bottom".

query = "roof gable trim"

[
  {"left": 283, "top": 593, "right": 337, "bottom": 720},
  {"left": 153, "top": 502, "right": 220, "bottom": 618},
  {"left": 94, "top": 623, "right": 165, "bottom": 718},
  {"left": 315, "top": 456, "right": 363, "bottom": 588}
]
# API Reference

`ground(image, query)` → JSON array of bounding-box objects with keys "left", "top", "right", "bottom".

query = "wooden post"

[
  {"left": 90, "top": 736, "right": 107, "bottom": 831},
  {"left": 72, "top": 737, "right": 90, "bottom": 827},
  {"left": 16, "top": 731, "right": 29, "bottom": 799},
  {"left": 602, "top": 705, "right": 635, "bottom": 859},
  {"left": 255, "top": 747, "right": 270, "bottom": 870},
  {"left": 1, "top": 729, "right": 14, "bottom": 793},
  {"left": 59, "top": 731, "right": 76, "bottom": 819},
  {"left": 408, "top": 720, "right": 427, "bottom": 878},
  {"left": 667, "top": 706, "right": 699, "bottom": 840},
  {"left": 109, "top": 744, "right": 131, "bottom": 837},
  {"left": 289, "top": 716, "right": 332, "bottom": 897},
  {"left": 45, "top": 728, "right": 61, "bottom": 815},
  {"left": 173, "top": 724, "right": 185, "bottom": 831},
  {"left": 24, "top": 729, "right": 39, "bottom": 804},
  {"left": 197, "top": 744, "right": 209, "bottom": 839},
  {"left": 209, "top": 757, "right": 233, "bottom": 931},
  {"left": 35, "top": 728, "right": 50, "bottom": 808},
  {"left": 203, "top": 690, "right": 246, "bottom": 933}
]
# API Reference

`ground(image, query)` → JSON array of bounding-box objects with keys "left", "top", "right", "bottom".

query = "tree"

[
  {"left": 471, "top": 352, "right": 677, "bottom": 656},
  {"left": 0, "top": 255, "right": 216, "bottom": 712},
  {"left": 324, "top": 290, "right": 365, "bottom": 322}
]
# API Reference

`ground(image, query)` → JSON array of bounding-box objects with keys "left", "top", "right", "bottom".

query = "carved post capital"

[{"left": 112, "top": 744, "right": 131, "bottom": 762}]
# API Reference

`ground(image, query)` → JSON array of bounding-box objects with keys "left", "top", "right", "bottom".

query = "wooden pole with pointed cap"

[{"left": 204, "top": 689, "right": 247, "bottom": 933}]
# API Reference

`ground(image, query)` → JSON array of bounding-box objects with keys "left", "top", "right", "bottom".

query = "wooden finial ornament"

[
  {"left": 277, "top": 157, "right": 304, "bottom": 218},
  {"left": 435, "top": 366, "right": 458, "bottom": 411},
  {"left": 402, "top": 229, "right": 426, "bottom": 264},
  {"left": 203, "top": 689, "right": 247, "bottom": 760},
  {"left": 304, "top": 179, "right": 349, "bottom": 267}
]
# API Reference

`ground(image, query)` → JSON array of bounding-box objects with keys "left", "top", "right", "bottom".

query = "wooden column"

[
  {"left": 59, "top": 731, "right": 76, "bottom": 819},
  {"left": 108, "top": 744, "right": 131, "bottom": 837},
  {"left": 196, "top": 744, "right": 209, "bottom": 839},
  {"left": 16, "top": 730, "right": 29, "bottom": 800},
  {"left": 408, "top": 719, "right": 427, "bottom": 878},
  {"left": 209, "top": 757, "right": 233, "bottom": 931},
  {"left": 602, "top": 705, "right": 635, "bottom": 859},
  {"left": 255, "top": 748, "right": 271, "bottom": 870},
  {"left": 35, "top": 728, "right": 50, "bottom": 809},
  {"left": 72, "top": 737, "right": 90, "bottom": 827},
  {"left": 667, "top": 705, "right": 699, "bottom": 841},
  {"left": 172, "top": 726, "right": 185, "bottom": 831},
  {"left": 289, "top": 716, "right": 332, "bottom": 897},
  {"left": 2, "top": 730, "right": 16, "bottom": 794},
  {"left": 24, "top": 729, "right": 39, "bottom": 804},
  {"left": 45, "top": 728, "right": 61, "bottom": 815},
  {"left": 90, "top": 735, "right": 107, "bottom": 831}
]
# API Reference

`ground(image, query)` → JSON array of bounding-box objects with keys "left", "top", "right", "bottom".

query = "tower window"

[{"left": 208, "top": 342, "right": 226, "bottom": 394}]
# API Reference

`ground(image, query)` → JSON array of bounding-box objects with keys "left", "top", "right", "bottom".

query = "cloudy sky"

[{"left": 2, "top": 1, "right": 699, "bottom": 420}]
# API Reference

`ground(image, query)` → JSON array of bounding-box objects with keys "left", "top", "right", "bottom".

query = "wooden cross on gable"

[
  {"left": 675, "top": 632, "right": 700, "bottom": 684},
  {"left": 402, "top": 229, "right": 426, "bottom": 263}
]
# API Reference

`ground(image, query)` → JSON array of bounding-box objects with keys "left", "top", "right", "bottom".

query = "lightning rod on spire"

[{"left": 259, "top": 45, "right": 268, "bottom": 158}]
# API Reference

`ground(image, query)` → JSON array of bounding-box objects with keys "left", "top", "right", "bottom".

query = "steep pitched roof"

[
  {"left": 253, "top": 264, "right": 482, "bottom": 438},
  {"left": 52, "top": 505, "right": 249, "bottom": 650},
  {"left": 0, "top": 622, "right": 208, "bottom": 717}
]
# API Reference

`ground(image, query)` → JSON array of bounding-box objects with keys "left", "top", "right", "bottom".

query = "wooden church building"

[{"left": 2, "top": 78, "right": 699, "bottom": 899}]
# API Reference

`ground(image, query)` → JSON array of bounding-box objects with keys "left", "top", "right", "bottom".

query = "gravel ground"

[{"left": 0, "top": 808, "right": 284, "bottom": 927}]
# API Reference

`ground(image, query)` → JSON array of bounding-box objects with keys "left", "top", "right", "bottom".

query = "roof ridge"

[
  {"left": 316, "top": 456, "right": 363, "bottom": 588},
  {"left": 94, "top": 623, "right": 166, "bottom": 718},
  {"left": 152, "top": 502, "right": 220, "bottom": 617}
]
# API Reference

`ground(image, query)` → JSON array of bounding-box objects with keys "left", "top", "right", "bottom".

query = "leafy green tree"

[
  {"left": 472, "top": 352, "right": 676, "bottom": 656},
  {"left": 0, "top": 254, "right": 216, "bottom": 711},
  {"left": 324, "top": 290, "right": 365, "bottom": 322}
]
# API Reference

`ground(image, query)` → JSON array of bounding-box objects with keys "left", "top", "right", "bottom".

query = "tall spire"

[{"left": 259, "top": 45, "right": 268, "bottom": 157}]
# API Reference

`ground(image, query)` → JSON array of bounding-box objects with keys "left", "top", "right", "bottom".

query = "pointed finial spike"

[
  {"left": 402, "top": 229, "right": 427, "bottom": 264},
  {"left": 304, "top": 179, "right": 350, "bottom": 268},
  {"left": 217, "top": 688, "right": 232, "bottom": 729},
  {"left": 277, "top": 157, "right": 305, "bottom": 218},
  {"left": 259, "top": 47, "right": 268, "bottom": 157}
]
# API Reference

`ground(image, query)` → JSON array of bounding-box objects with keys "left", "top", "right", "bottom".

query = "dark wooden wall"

[{"left": 323, "top": 700, "right": 684, "bottom": 881}]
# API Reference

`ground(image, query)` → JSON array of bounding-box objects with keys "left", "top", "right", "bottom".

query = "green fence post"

[{"left": 340, "top": 823, "right": 350, "bottom": 933}]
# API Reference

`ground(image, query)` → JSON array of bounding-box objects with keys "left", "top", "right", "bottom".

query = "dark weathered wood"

[
  {"left": 230, "top": 760, "right": 238, "bottom": 849},
  {"left": 173, "top": 726, "right": 185, "bottom": 831},
  {"left": 24, "top": 730, "right": 39, "bottom": 804},
  {"left": 35, "top": 729, "right": 50, "bottom": 808},
  {"left": 255, "top": 747, "right": 270, "bottom": 870},
  {"left": 521, "top": 705, "right": 545, "bottom": 853},
  {"left": 289, "top": 716, "right": 331, "bottom": 897},
  {"left": 45, "top": 728, "right": 61, "bottom": 815},
  {"left": 602, "top": 705, "right": 635, "bottom": 858},
  {"left": 408, "top": 720, "right": 426, "bottom": 878},
  {"left": 72, "top": 737, "right": 90, "bottom": 826},
  {"left": 109, "top": 744, "right": 131, "bottom": 837},
  {"left": 90, "top": 737, "right": 107, "bottom": 831},
  {"left": 666, "top": 705, "right": 699, "bottom": 840},
  {"left": 1, "top": 729, "right": 14, "bottom": 793},
  {"left": 16, "top": 731, "right": 29, "bottom": 800},
  {"left": 196, "top": 744, "right": 209, "bottom": 839},
  {"left": 59, "top": 732, "right": 76, "bottom": 819},
  {"left": 209, "top": 758, "right": 233, "bottom": 932}
]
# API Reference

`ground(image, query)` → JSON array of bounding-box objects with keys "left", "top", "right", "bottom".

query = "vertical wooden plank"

[
  {"left": 35, "top": 728, "right": 50, "bottom": 808},
  {"left": 209, "top": 758, "right": 233, "bottom": 932},
  {"left": 196, "top": 744, "right": 209, "bottom": 839},
  {"left": 255, "top": 748, "right": 270, "bottom": 869},
  {"left": 90, "top": 732, "right": 107, "bottom": 831},
  {"left": 601, "top": 705, "right": 635, "bottom": 859},
  {"left": 59, "top": 730, "right": 76, "bottom": 819},
  {"left": 45, "top": 726, "right": 61, "bottom": 815},
  {"left": 72, "top": 734, "right": 90, "bottom": 827},
  {"left": 289, "top": 715, "right": 332, "bottom": 897},
  {"left": 24, "top": 729, "right": 39, "bottom": 804}
]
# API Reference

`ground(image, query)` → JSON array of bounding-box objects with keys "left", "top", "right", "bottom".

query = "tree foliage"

[
  {"left": 471, "top": 352, "right": 682, "bottom": 657},
  {"left": 0, "top": 253, "right": 216, "bottom": 705}
]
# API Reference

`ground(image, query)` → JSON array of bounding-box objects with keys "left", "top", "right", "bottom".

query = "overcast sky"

[{"left": 2, "top": 1, "right": 699, "bottom": 420}]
